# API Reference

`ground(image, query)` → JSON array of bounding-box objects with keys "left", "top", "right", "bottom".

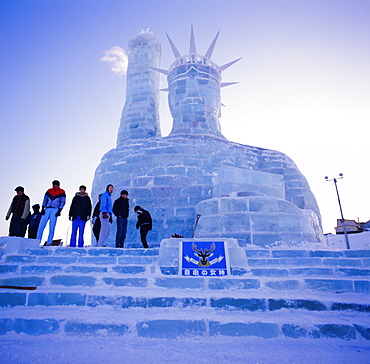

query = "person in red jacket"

[{"left": 36, "top": 180, "right": 66, "bottom": 245}]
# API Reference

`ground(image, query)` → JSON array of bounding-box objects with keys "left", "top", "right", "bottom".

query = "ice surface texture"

[{"left": 92, "top": 30, "right": 323, "bottom": 247}]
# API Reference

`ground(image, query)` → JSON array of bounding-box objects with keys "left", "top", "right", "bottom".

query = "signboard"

[{"left": 179, "top": 240, "right": 230, "bottom": 276}]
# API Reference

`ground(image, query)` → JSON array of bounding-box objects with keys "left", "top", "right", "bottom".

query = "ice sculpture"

[{"left": 92, "top": 28, "right": 324, "bottom": 248}]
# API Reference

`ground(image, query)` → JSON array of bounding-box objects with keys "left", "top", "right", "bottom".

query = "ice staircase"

[{"left": 0, "top": 237, "right": 369, "bottom": 341}]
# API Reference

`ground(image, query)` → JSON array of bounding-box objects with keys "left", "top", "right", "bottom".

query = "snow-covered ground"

[{"left": 1, "top": 334, "right": 370, "bottom": 364}]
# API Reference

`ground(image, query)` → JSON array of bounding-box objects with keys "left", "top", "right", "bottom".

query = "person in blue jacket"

[
  {"left": 97, "top": 184, "right": 114, "bottom": 247},
  {"left": 37, "top": 180, "right": 66, "bottom": 245}
]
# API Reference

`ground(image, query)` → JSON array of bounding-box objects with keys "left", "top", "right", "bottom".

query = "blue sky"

[{"left": 1, "top": 0, "right": 369, "bottom": 242}]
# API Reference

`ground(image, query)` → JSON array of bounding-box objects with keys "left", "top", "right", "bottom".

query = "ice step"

[
  {"left": 0, "top": 264, "right": 149, "bottom": 275},
  {"left": 0, "top": 307, "right": 369, "bottom": 340},
  {"left": 4, "top": 264, "right": 370, "bottom": 278},
  {"left": 244, "top": 250, "right": 370, "bottom": 270},
  {"left": 246, "top": 257, "right": 370, "bottom": 268},
  {"left": 1, "top": 274, "right": 369, "bottom": 293},
  {"left": 4, "top": 254, "right": 158, "bottom": 265},
  {"left": 245, "top": 249, "right": 370, "bottom": 258},
  {"left": 248, "top": 267, "right": 370, "bottom": 278},
  {"left": 1, "top": 290, "right": 370, "bottom": 313},
  {"left": 24, "top": 247, "right": 160, "bottom": 256}
]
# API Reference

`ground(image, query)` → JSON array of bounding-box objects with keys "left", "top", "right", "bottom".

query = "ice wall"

[
  {"left": 92, "top": 29, "right": 324, "bottom": 248},
  {"left": 93, "top": 134, "right": 323, "bottom": 247}
]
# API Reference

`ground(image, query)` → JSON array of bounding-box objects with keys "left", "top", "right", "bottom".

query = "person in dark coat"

[
  {"left": 113, "top": 190, "right": 129, "bottom": 248},
  {"left": 28, "top": 204, "right": 42, "bottom": 239},
  {"left": 5, "top": 186, "right": 30, "bottom": 237},
  {"left": 134, "top": 206, "right": 152, "bottom": 249},
  {"left": 92, "top": 194, "right": 102, "bottom": 244},
  {"left": 68, "top": 185, "right": 92, "bottom": 247}
]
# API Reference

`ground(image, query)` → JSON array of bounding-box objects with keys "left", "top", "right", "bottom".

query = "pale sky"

[{"left": 1, "top": 0, "right": 369, "bottom": 244}]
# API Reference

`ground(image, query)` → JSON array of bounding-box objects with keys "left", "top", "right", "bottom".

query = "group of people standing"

[
  {"left": 5, "top": 181, "right": 152, "bottom": 248},
  {"left": 93, "top": 185, "right": 152, "bottom": 249},
  {"left": 5, "top": 181, "right": 65, "bottom": 244}
]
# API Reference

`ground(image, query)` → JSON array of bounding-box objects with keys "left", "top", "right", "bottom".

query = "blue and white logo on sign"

[{"left": 180, "top": 241, "right": 229, "bottom": 276}]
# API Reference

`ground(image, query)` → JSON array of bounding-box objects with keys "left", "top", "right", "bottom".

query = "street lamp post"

[{"left": 325, "top": 173, "right": 350, "bottom": 249}]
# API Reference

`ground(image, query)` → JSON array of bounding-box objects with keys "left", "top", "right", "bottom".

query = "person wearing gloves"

[
  {"left": 5, "top": 186, "right": 30, "bottom": 237},
  {"left": 134, "top": 206, "right": 152, "bottom": 249},
  {"left": 97, "top": 184, "right": 114, "bottom": 247},
  {"left": 36, "top": 180, "right": 66, "bottom": 246},
  {"left": 68, "top": 185, "right": 92, "bottom": 248}
]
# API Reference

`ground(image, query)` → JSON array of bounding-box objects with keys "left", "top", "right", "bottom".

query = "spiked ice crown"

[{"left": 153, "top": 25, "right": 242, "bottom": 89}]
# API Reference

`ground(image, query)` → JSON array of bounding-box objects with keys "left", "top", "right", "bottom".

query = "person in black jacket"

[
  {"left": 92, "top": 194, "right": 102, "bottom": 244},
  {"left": 134, "top": 205, "right": 152, "bottom": 249},
  {"left": 113, "top": 190, "right": 129, "bottom": 248},
  {"left": 68, "top": 185, "right": 92, "bottom": 247},
  {"left": 28, "top": 204, "right": 42, "bottom": 239},
  {"left": 5, "top": 186, "right": 30, "bottom": 237}
]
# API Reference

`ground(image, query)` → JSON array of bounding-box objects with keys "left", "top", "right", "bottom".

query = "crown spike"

[
  {"left": 150, "top": 67, "right": 169, "bottom": 75},
  {"left": 189, "top": 24, "right": 196, "bottom": 53},
  {"left": 220, "top": 57, "right": 242, "bottom": 72},
  {"left": 221, "top": 82, "right": 239, "bottom": 88},
  {"left": 204, "top": 29, "right": 220, "bottom": 59},
  {"left": 166, "top": 32, "right": 181, "bottom": 59}
]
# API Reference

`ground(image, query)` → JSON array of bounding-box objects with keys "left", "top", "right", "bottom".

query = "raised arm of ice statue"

[{"left": 117, "top": 30, "right": 162, "bottom": 146}]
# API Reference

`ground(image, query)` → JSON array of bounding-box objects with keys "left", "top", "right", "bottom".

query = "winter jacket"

[
  {"left": 93, "top": 201, "right": 100, "bottom": 219},
  {"left": 29, "top": 212, "right": 42, "bottom": 230},
  {"left": 68, "top": 192, "right": 92, "bottom": 222},
  {"left": 136, "top": 208, "right": 152, "bottom": 230},
  {"left": 99, "top": 190, "right": 113, "bottom": 216},
  {"left": 92, "top": 201, "right": 101, "bottom": 241},
  {"left": 42, "top": 187, "right": 66, "bottom": 210},
  {"left": 6, "top": 194, "right": 30, "bottom": 220},
  {"left": 113, "top": 197, "right": 129, "bottom": 218}
]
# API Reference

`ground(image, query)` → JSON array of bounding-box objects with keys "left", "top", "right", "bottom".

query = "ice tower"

[
  {"left": 117, "top": 31, "right": 161, "bottom": 144},
  {"left": 92, "top": 28, "right": 324, "bottom": 248}
]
